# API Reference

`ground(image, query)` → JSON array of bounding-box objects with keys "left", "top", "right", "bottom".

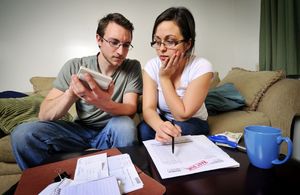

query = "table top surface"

[
  {"left": 119, "top": 145, "right": 300, "bottom": 195},
  {"left": 12, "top": 144, "right": 300, "bottom": 195}
]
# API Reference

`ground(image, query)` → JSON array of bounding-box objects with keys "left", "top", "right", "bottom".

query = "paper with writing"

[
  {"left": 143, "top": 135, "right": 239, "bottom": 179},
  {"left": 73, "top": 153, "right": 108, "bottom": 183},
  {"left": 108, "top": 153, "right": 144, "bottom": 194},
  {"left": 38, "top": 178, "right": 72, "bottom": 195},
  {"left": 60, "top": 176, "right": 121, "bottom": 195}
]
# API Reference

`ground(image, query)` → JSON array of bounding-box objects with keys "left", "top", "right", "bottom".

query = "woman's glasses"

[{"left": 150, "top": 39, "right": 185, "bottom": 49}]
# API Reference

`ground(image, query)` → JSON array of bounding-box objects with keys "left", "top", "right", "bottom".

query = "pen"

[
  {"left": 171, "top": 120, "right": 175, "bottom": 154},
  {"left": 172, "top": 136, "right": 174, "bottom": 154}
]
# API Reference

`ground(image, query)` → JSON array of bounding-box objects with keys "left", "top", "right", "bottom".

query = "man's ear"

[{"left": 96, "top": 34, "right": 102, "bottom": 45}]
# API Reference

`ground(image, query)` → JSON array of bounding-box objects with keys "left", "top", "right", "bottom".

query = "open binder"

[{"left": 15, "top": 148, "right": 166, "bottom": 195}]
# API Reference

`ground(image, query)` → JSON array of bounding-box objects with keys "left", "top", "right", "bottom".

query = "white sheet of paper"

[
  {"left": 38, "top": 178, "right": 73, "bottom": 195},
  {"left": 143, "top": 135, "right": 240, "bottom": 179},
  {"left": 108, "top": 153, "right": 143, "bottom": 194},
  {"left": 73, "top": 153, "right": 108, "bottom": 183},
  {"left": 60, "top": 176, "right": 121, "bottom": 195}
]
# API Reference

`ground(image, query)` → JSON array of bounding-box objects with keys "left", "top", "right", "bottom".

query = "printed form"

[
  {"left": 143, "top": 135, "right": 239, "bottom": 179},
  {"left": 108, "top": 154, "right": 143, "bottom": 193},
  {"left": 73, "top": 153, "right": 109, "bottom": 182}
]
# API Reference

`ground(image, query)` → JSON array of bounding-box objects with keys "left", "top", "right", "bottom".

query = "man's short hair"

[{"left": 97, "top": 13, "right": 134, "bottom": 39}]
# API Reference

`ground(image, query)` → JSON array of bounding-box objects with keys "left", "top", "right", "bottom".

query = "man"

[{"left": 11, "top": 13, "right": 143, "bottom": 170}]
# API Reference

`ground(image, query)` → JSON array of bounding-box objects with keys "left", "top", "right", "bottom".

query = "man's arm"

[{"left": 38, "top": 87, "right": 77, "bottom": 121}]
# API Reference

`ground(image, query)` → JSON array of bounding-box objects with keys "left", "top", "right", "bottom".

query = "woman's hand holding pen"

[{"left": 155, "top": 121, "right": 181, "bottom": 143}]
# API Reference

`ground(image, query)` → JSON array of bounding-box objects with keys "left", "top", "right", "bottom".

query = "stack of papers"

[
  {"left": 143, "top": 135, "right": 239, "bottom": 179},
  {"left": 39, "top": 153, "right": 143, "bottom": 195}
]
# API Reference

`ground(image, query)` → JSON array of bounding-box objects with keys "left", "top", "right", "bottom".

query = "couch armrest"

[{"left": 257, "top": 79, "right": 300, "bottom": 137}]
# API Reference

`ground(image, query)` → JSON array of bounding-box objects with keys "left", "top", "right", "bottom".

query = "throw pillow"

[
  {"left": 0, "top": 90, "right": 28, "bottom": 98},
  {"left": 217, "top": 68, "right": 285, "bottom": 111},
  {"left": 205, "top": 83, "right": 245, "bottom": 115},
  {"left": 30, "top": 76, "right": 56, "bottom": 97},
  {"left": 0, "top": 94, "right": 73, "bottom": 134},
  {"left": 0, "top": 90, "right": 28, "bottom": 137}
]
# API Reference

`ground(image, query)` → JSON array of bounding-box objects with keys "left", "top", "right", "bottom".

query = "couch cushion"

[
  {"left": 30, "top": 76, "right": 56, "bottom": 97},
  {"left": 207, "top": 110, "right": 270, "bottom": 135},
  {"left": 0, "top": 162, "right": 21, "bottom": 175},
  {"left": 0, "top": 136, "right": 15, "bottom": 163},
  {"left": 0, "top": 174, "right": 21, "bottom": 195},
  {"left": 217, "top": 68, "right": 285, "bottom": 111}
]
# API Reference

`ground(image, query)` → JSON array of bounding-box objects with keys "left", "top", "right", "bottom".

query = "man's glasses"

[
  {"left": 101, "top": 36, "right": 133, "bottom": 50},
  {"left": 150, "top": 39, "right": 185, "bottom": 49}
]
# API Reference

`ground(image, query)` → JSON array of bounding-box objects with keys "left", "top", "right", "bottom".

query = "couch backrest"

[
  {"left": 30, "top": 76, "right": 56, "bottom": 97},
  {"left": 29, "top": 76, "right": 77, "bottom": 118}
]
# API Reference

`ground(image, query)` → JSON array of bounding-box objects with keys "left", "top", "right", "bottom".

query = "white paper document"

[
  {"left": 108, "top": 154, "right": 144, "bottom": 193},
  {"left": 73, "top": 153, "right": 109, "bottom": 183},
  {"left": 38, "top": 178, "right": 73, "bottom": 195},
  {"left": 143, "top": 135, "right": 240, "bottom": 179},
  {"left": 60, "top": 176, "right": 121, "bottom": 195}
]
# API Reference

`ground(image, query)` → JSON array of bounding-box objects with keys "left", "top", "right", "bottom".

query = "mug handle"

[{"left": 272, "top": 136, "right": 293, "bottom": 165}]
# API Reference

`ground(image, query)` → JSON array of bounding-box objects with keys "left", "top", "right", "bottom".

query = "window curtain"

[{"left": 259, "top": 0, "right": 300, "bottom": 75}]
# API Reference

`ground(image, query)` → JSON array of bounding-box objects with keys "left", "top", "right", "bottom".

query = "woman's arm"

[
  {"left": 160, "top": 72, "right": 213, "bottom": 121},
  {"left": 142, "top": 72, "right": 181, "bottom": 142}
]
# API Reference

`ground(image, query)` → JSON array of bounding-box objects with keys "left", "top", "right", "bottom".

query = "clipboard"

[{"left": 15, "top": 148, "right": 166, "bottom": 195}]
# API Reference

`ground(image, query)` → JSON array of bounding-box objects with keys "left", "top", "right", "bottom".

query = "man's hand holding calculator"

[{"left": 77, "top": 66, "right": 112, "bottom": 90}]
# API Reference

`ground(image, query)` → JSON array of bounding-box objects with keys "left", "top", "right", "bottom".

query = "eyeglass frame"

[
  {"left": 150, "top": 39, "right": 186, "bottom": 49},
  {"left": 101, "top": 36, "right": 133, "bottom": 50}
]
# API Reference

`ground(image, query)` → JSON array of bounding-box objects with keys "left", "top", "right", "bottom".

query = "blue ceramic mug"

[{"left": 244, "top": 125, "right": 293, "bottom": 169}]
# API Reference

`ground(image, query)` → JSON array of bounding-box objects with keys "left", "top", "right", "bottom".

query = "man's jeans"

[{"left": 11, "top": 116, "right": 137, "bottom": 170}]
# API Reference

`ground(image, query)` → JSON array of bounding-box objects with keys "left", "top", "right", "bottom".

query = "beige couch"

[{"left": 1, "top": 68, "right": 300, "bottom": 193}]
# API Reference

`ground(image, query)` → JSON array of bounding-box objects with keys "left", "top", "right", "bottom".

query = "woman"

[{"left": 138, "top": 7, "right": 213, "bottom": 143}]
